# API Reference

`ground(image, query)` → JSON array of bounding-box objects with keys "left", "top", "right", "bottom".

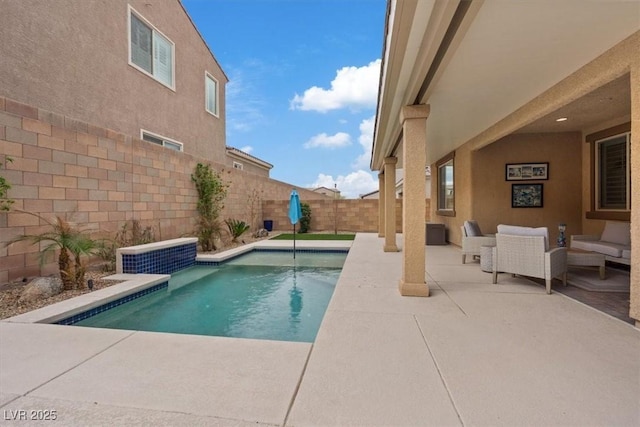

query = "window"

[
  {"left": 596, "top": 132, "right": 630, "bottom": 211},
  {"left": 205, "top": 73, "right": 218, "bottom": 116},
  {"left": 436, "top": 152, "right": 455, "bottom": 216},
  {"left": 141, "top": 130, "right": 183, "bottom": 152},
  {"left": 129, "top": 7, "right": 174, "bottom": 89},
  {"left": 233, "top": 161, "right": 243, "bottom": 170}
]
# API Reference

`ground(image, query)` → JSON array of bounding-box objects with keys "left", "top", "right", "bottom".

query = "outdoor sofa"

[{"left": 570, "top": 220, "right": 631, "bottom": 266}]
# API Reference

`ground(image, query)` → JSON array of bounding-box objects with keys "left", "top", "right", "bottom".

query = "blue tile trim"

[
  {"left": 122, "top": 242, "right": 197, "bottom": 274},
  {"left": 55, "top": 282, "right": 168, "bottom": 325}
]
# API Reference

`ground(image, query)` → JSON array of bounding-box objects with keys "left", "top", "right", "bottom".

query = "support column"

[
  {"left": 378, "top": 172, "right": 385, "bottom": 237},
  {"left": 383, "top": 157, "right": 398, "bottom": 252},
  {"left": 399, "top": 104, "right": 430, "bottom": 297}
]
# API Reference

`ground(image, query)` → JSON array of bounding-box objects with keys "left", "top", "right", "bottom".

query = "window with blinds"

[
  {"left": 205, "top": 73, "right": 218, "bottom": 116},
  {"left": 597, "top": 133, "right": 630, "bottom": 210},
  {"left": 142, "top": 131, "right": 183, "bottom": 152},
  {"left": 129, "top": 7, "right": 174, "bottom": 89}
]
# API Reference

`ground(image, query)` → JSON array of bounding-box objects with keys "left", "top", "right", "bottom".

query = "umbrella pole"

[{"left": 293, "top": 223, "right": 296, "bottom": 259}]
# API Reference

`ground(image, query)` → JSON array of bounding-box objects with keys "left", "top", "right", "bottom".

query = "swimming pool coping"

[{"left": 3, "top": 240, "right": 353, "bottom": 325}]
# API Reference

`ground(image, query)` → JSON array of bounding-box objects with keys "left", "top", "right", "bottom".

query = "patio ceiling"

[{"left": 372, "top": 0, "right": 640, "bottom": 170}]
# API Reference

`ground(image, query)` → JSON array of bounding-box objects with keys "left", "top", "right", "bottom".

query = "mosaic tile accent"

[
  {"left": 55, "top": 282, "right": 168, "bottom": 326},
  {"left": 122, "top": 242, "right": 197, "bottom": 274}
]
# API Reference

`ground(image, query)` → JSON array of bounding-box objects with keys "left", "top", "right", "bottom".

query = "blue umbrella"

[{"left": 288, "top": 189, "right": 302, "bottom": 258}]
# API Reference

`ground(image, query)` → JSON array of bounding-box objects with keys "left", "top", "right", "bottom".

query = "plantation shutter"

[
  {"left": 130, "top": 14, "right": 152, "bottom": 73},
  {"left": 153, "top": 32, "right": 173, "bottom": 86},
  {"left": 598, "top": 135, "right": 627, "bottom": 209},
  {"left": 206, "top": 75, "right": 217, "bottom": 114}
]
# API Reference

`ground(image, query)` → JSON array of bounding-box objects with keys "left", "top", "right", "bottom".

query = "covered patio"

[{"left": 371, "top": 0, "right": 639, "bottom": 326}]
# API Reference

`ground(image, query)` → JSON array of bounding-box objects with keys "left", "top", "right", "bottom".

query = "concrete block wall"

[
  {"left": 262, "top": 199, "right": 431, "bottom": 233},
  {"left": 0, "top": 96, "right": 328, "bottom": 284}
]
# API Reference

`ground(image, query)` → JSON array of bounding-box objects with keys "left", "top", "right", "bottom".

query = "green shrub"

[
  {"left": 0, "top": 157, "right": 14, "bottom": 211},
  {"left": 299, "top": 202, "right": 311, "bottom": 233},
  {"left": 191, "top": 163, "right": 227, "bottom": 251},
  {"left": 225, "top": 218, "right": 250, "bottom": 242}
]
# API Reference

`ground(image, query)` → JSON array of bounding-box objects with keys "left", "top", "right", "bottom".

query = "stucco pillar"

[
  {"left": 383, "top": 157, "right": 398, "bottom": 252},
  {"left": 378, "top": 172, "right": 385, "bottom": 237},
  {"left": 629, "top": 58, "right": 640, "bottom": 327},
  {"left": 398, "top": 104, "right": 430, "bottom": 297}
]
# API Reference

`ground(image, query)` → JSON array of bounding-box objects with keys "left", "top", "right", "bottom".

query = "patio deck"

[{"left": 1, "top": 233, "right": 638, "bottom": 426}]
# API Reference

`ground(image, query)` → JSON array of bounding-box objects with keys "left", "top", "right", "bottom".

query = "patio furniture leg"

[
  {"left": 462, "top": 254, "right": 466, "bottom": 264},
  {"left": 562, "top": 272, "right": 567, "bottom": 286},
  {"left": 545, "top": 279, "right": 551, "bottom": 294},
  {"left": 599, "top": 266, "right": 606, "bottom": 280},
  {"left": 492, "top": 271, "right": 497, "bottom": 284}
]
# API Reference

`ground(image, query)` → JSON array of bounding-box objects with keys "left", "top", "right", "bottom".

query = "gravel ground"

[{"left": 0, "top": 233, "right": 273, "bottom": 320}]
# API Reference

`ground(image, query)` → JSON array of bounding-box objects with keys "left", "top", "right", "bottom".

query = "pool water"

[{"left": 74, "top": 251, "right": 347, "bottom": 342}]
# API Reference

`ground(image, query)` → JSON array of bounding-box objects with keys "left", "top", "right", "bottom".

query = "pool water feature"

[{"left": 73, "top": 250, "right": 347, "bottom": 343}]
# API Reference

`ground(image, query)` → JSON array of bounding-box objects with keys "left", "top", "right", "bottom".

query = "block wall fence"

[
  {"left": 0, "top": 96, "right": 332, "bottom": 283},
  {"left": 263, "top": 199, "right": 431, "bottom": 233}
]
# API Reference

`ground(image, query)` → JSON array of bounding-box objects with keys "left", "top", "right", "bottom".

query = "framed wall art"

[
  {"left": 512, "top": 183, "right": 544, "bottom": 208},
  {"left": 505, "top": 162, "right": 549, "bottom": 181}
]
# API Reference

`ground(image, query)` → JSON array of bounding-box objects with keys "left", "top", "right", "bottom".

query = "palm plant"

[
  {"left": 6, "top": 213, "right": 97, "bottom": 290},
  {"left": 225, "top": 218, "right": 250, "bottom": 242}
]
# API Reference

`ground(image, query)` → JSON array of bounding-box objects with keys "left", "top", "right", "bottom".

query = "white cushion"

[
  {"left": 600, "top": 221, "right": 630, "bottom": 246},
  {"left": 497, "top": 224, "right": 549, "bottom": 251},
  {"left": 571, "top": 240, "right": 624, "bottom": 257},
  {"left": 464, "top": 220, "right": 482, "bottom": 237}
]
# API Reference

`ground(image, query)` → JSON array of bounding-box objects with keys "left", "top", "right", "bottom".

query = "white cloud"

[
  {"left": 351, "top": 115, "right": 375, "bottom": 169},
  {"left": 290, "top": 59, "right": 381, "bottom": 113},
  {"left": 303, "top": 132, "right": 351, "bottom": 149},
  {"left": 309, "top": 170, "right": 377, "bottom": 199},
  {"left": 239, "top": 145, "right": 254, "bottom": 154}
]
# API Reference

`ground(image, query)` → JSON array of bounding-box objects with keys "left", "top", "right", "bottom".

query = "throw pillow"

[
  {"left": 600, "top": 221, "right": 631, "bottom": 246},
  {"left": 464, "top": 220, "right": 482, "bottom": 237}
]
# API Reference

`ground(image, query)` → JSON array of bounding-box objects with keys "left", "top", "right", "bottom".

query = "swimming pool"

[{"left": 72, "top": 250, "right": 347, "bottom": 343}]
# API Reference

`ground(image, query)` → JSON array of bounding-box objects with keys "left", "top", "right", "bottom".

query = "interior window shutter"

[
  {"left": 153, "top": 32, "right": 173, "bottom": 86},
  {"left": 599, "top": 136, "right": 627, "bottom": 209},
  {"left": 130, "top": 15, "right": 152, "bottom": 73}
]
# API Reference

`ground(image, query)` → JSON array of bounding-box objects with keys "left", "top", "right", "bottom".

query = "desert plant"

[
  {"left": 0, "top": 157, "right": 14, "bottom": 211},
  {"left": 191, "top": 163, "right": 227, "bottom": 251},
  {"left": 299, "top": 202, "right": 311, "bottom": 233},
  {"left": 6, "top": 213, "right": 97, "bottom": 290},
  {"left": 96, "top": 219, "right": 156, "bottom": 272},
  {"left": 225, "top": 218, "right": 250, "bottom": 242}
]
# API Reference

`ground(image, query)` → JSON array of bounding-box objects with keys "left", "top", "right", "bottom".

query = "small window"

[
  {"left": 596, "top": 132, "right": 630, "bottom": 211},
  {"left": 129, "top": 7, "right": 174, "bottom": 89},
  {"left": 233, "top": 161, "right": 243, "bottom": 170},
  {"left": 205, "top": 73, "right": 218, "bottom": 116},
  {"left": 141, "top": 130, "right": 183, "bottom": 152},
  {"left": 436, "top": 152, "right": 455, "bottom": 216}
]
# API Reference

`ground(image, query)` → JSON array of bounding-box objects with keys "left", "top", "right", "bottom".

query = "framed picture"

[
  {"left": 505, "top": 162, "right": 549, "bottom": 181},
  {"left": 512, "top": 184, "right": 544, "bottom": 208}
]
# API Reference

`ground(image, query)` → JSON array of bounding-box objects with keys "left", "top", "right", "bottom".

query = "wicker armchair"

[
  {"left": 492, "top": 225, "right": 567, "bottom": 294},
  {"left": 461, "top": 221, "right": 496, "bottom": 264}
]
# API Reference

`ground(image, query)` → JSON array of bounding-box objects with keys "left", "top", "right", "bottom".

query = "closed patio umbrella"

[{"left": 288, "top": 189, "right": 302, "bottom": 258}]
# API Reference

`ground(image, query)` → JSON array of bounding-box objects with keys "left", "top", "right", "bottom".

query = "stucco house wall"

[{"left": 0, "top": 0, "right": 227, "bottom": 164}]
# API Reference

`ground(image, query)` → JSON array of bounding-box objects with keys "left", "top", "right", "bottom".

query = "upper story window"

[
  {"left": 141, "top": 130, "right": 183, "bottom": 152},
  {"left": 596, "top": 132, "right": 630, "bottom": 211},
  {"left": 129, "top": 6, "right": 175, "bottom": 89},
  {"left": 205, "top": 73, "right": 219, "bottom": 116}
]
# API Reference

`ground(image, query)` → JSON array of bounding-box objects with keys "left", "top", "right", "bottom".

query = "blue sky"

[{"left": 182, "top": 0, "right": 386, "bottom": 198}]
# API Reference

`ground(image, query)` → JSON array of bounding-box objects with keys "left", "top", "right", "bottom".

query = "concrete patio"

[{"left": 1, "top": 233, "right": 638, "bottom": 426}]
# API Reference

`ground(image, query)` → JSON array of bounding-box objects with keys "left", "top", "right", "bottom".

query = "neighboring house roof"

[
  {"left": 312, "top": 186, "right": 341, "bottom": 194},
  {"left": 225, "top": 146, "right": 273, "bottom": 170}
]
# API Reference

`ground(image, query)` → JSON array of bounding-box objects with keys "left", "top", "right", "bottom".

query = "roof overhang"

[{"left": 372, "top": 0, "right": 640, "bottom": 170}]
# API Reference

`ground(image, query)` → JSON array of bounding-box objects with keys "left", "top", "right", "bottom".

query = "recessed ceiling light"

[{"left": 556, "top": 117, "right": 568, "bottom": 122}]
